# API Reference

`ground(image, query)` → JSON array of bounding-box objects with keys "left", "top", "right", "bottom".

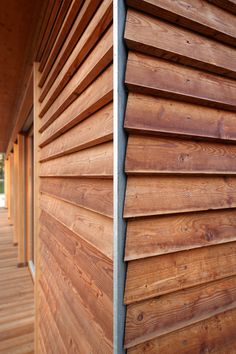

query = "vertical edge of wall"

[
  {"left": 33, "top": 62, "right": 41, "bottom": 354},
  {"left": 13, "top": 142, "right": 18, "bottom": 245},
  {"left": 114, "top": 0, "right": 128, "bottom": 352},
  {"left": 17, "top": 133, "right": 26, "bottom": 266},
  {"left": 25, "top": 132, "right": 33, "bottom": 263}
]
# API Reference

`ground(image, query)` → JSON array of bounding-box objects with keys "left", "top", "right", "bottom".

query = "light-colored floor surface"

[{"left": 0, "top": 208, "right": 34, "bottom": 354}]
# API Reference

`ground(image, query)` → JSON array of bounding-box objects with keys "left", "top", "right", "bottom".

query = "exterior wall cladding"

[{"left": 3, "top": 0, "right": 236, "bottom": 353}]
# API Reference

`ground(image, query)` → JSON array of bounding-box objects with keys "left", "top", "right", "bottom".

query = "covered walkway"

[{"left": 0, "top": 208, "right": 34, "bottom": 353}]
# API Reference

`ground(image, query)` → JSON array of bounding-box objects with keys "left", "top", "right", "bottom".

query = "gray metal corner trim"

[{"left": 113, "top": 0, "right": 128, "bottom": 353}]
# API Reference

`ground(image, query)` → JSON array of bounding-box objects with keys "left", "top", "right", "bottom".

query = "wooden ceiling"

[{"left": 0, "top": 0, "right": 46, "bottom": 152}]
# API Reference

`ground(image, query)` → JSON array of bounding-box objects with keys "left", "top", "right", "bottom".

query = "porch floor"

[{"left": 0, "top": 208, "right": 34, "bottom": 354}]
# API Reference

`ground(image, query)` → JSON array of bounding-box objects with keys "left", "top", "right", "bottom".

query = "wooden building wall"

[
  {"left": 123, "top": 1, "right": 236, "bottom": 353},
  {"left": 34, "top": 0, "right": 113, "bottom": 352}
]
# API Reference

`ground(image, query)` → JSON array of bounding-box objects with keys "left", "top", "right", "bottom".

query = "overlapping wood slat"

[
  {"left": 36, "top": 0, "right": 113, "bottom": 352},
  {"left": 123, "top": 1, "right": 236, "bottom": 352}
]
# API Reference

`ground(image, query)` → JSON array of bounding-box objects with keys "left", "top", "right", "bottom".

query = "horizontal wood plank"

[
  {"left": 39, "top": 267, "right": 90, "bottom": 353},
  {"left": 39, "top": 0, "right": 112, "bottom": 104},
  {"left": 36, "top": 0, "right": 62, "bottom": 62},
  {"left": 125, "top": 9, "right": 236, "bottom": 79},
  {"left": 40, "top": 211, "right": 113, "bottom": 301},
  {"left": 123, "top": 1, "right": 236, "bottom": 352},
  {"left": 207, "top": 0, "right": 236, "bottom": 15},
  {"left": 124, "top": 93, "right": 236, "bottom": 142},
  {"left": 39, "top": 25, "right": 113, "bottom": 126},
  {"left": 38, "top": 287, "right": 67, "bottom": 354},
  {"left": 40, "top": 214, "right": 112, "bottom": 318},
  {"left": 39, "top": 141, "right": 113, "bottom": 177},
  {"left": 39, "top": 64, "right": 113, "bottom": 145},
  {"left": 38, "top": 0, "right": 73, "bottom": 74},
  {"left": 125, "top": 276, "right": 236, "bottom": 348},
  {"left": 127, "top": 308, "right": 236, "bottom": 354},
  {"left": 40, "top": 177, "right": 113, "bottom": 218},
  {"left": 39, "top": 0, "right": 102, "bottom": 88},
  {"left": 40, "top": 194, "right": 113, "bottom": 259},
  {"left": 126, "top": 135, "right": 236, "bottom": 174},
  {"left": 124, "top": 242, "right": 236, "bottom": 304},
  {"left": 125, "top": 209, "right": 236, "bottom": 260},
  {"left": 126, "top": 0, "right": 236, "bottom": 46},
  {"left": 126, "top": 52, "right": 236, "bottom": 111},
  {"left": 124, "top": 176, "right": 236, "bottom": 218},
  {"left": 40, "top": 103, "right": 113, "bottom": 162},
  {"left": 39, "top": 248, "right": 112, "bottom": 353},
  {"left": 39, "top": 0, "right": 83, "bottom": 74}
]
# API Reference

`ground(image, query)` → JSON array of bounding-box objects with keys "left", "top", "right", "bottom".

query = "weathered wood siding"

[
  {"left": 123, "top": 1, "right": 236, "bottom": 352},
  {"left": 35, "top": 1, "right": 113, "bottom": 352}
]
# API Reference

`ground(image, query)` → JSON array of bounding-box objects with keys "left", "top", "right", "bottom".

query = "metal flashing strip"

[{"left": 114, "top": 0, "right": 128, "bottom": 353}]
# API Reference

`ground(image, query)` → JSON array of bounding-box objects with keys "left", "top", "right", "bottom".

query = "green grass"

[{"left": 0, "top": 180, "right": 4, "bottom": 194}]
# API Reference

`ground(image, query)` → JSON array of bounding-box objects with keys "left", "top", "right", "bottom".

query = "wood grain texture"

[
  {"left": 17, "top": 134, "right": 26, "bottom": 265},
  {"left": 39, "top": 64, "right": 113, "bottom": 145},
  {"left": 34, "top": 62, "right": 42, "bottom": 354},
  {"left": 13, "top": 143, "right": 18, "bottom": 245},
  {"left": 40, "top": 210, "right": 113, "bottom": 297},
  {"left": 39, "top": 240, "right": 113, "bottom": 353},
  {"left": 125, "top": 209, "right": 236, "bottom": 261},
  {"left": 40, "top": 177, "right": 113, "bottom": 217},
  {"left": 39, "top": 0, "right": 102, "bottom": 88},
  {"left": 38, "top": 0, "right": 73, "bottom": 74},
  {"left": 38, "top": 286, "right": 68, "bottom": 354},
  {"left": 40, "top": 103, "right": 113, "bottom": 162},
  {"left": 40, "top": 141, "right": 113, "bottom": 177},
  {"left": 124, "top": 242, "right": 236, "bottom": 304},
  {"left": 35, "top": 0, "right": 57, "bottom": 62},
  {"left": 25, "top": 133, "right": 33, "bottom": 262},
  {"left": 30, "top": 1, "right": 114, "bottom": 352},
  {"left": 125, "top": 276, "right": 236, "bottom": 348},
  {"left": 127, "top": 308, "right": 236, "bottom": 354},
  {"left": 36, "top": 0, "right": 62, "bottom": 62},
  {"left": 125, "top": 93, "right": 236, "bottom": 142},
  {"left": 39, "top": 267, "right": 93, "bottom": 354},
  {"left": 208, "top": 0, "right": 236, "bottom": 15},
  {"left": 39, "top": 0, "right": 83, "bottom": 74},
  {"left": 126, "top": 52, "right": 236, "bottom": 111},
  {"left": 126, "top": 135, "right": 236, "bottom": 174},
  {"left": 124, "top": 176, "right": 236, "bottom": 218},
  {"left": 123, "top": 1, "right": 236, "bottom": 352},
  {"left": 40, "top": 194, "right": 113, "bottom": 259},
  {"left": 39, "top": 24, "right": 113, "bottom": 127},
  {"left": 0, "top": 209, "right": 34, "bottom": 354},
  {"left": 126, "top": 0, "right": 236, "bottom": 46},
  {"left": 125, "top": 9, "right": 236, "bottom": 79},
  {"left": 40, "top": 212, "right": 113, "bottom": 350},
  {"left": 39, "top": 0, "right": 112, "bottom": 104}
]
